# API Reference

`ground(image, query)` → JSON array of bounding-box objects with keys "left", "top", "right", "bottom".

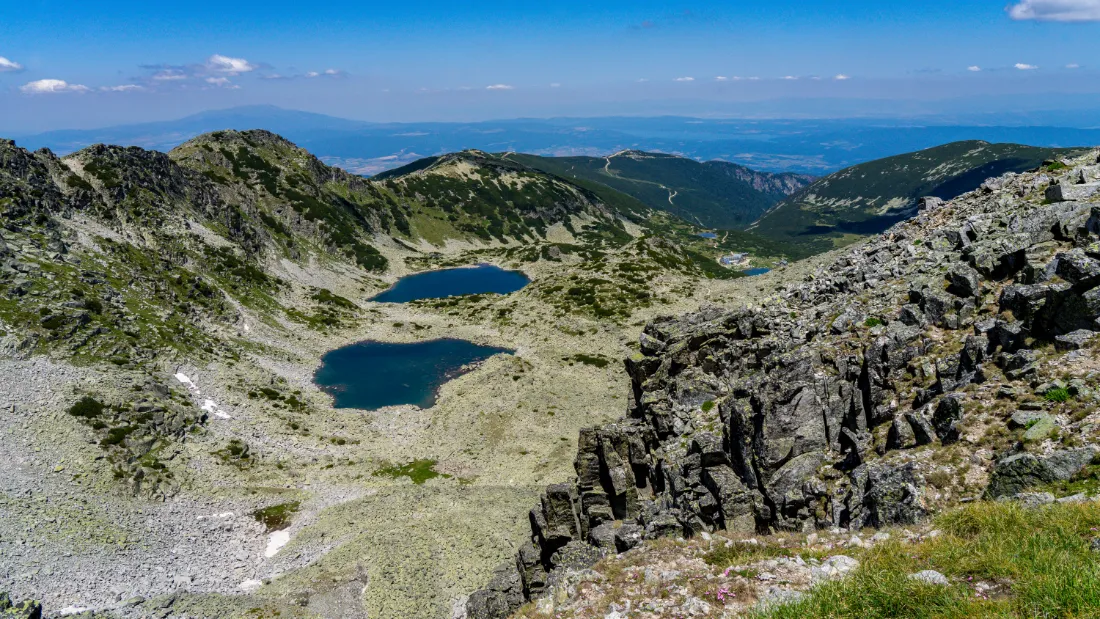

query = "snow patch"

[
  {"left": 239, "top": 579, "right": 262, "bottom": 593},
  {"left": 59, "top": 607, "right": 89, "bottom": 616},
  {"left": 197, "top": 512, "right": 234, "bottom": 520},
  {"left": 174, "top": 372, "right": 200, "bottom": 394},
  {"left": 265, "top": 530, "right": 291, "bottom": 558},
  {"left": 202, "top": 398, "right": 232, "bottom": 419}
]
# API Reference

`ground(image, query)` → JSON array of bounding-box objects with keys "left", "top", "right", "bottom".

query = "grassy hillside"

[
  {"left": 508, "top": 151, "right": 813, "bottom": 230},
  {"left": 1, "top": 129, "right": 802, "bottom": 617},
  {"left": 751, "top": 140, "right": 1083, "bottom": 253},
  {"left": 374, "top": 150, "right": 622, "bottom": 245},
  {"left": 382, "top": 150, "right": 815, "bottom": 265}
]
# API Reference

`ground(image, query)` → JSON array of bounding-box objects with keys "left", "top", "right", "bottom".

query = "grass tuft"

[
  {"left": 761, "top": 501, "right": 1100, "bottom": 618},
  {"left": 373, "top": 459, "right": 446, "bottom": 485},
  {"left": 252, "top": 501, "right": 301, "bottom": 532},
  {"left": 1044, "top": 388, "right": 1071, "bottom": 403}
]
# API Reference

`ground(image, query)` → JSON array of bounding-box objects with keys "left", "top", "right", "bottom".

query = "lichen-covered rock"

[
  {"left": 986, "top": 448, "right": 1097, "bottom": 498},
  {"left": 0, "top": 592, "right": 43, "bottom": 619}
]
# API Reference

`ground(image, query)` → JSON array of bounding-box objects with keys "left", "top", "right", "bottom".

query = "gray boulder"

[
  {"left": 1045, "top": 182, "right": 1100, "bottom": 203},
  {"left": 1055, "top": 329, "right": 1097, "bottom": 351},
  {"left": 932, "top": 394, "right": 965, "bottom": 444},
  {"left": 464, "top": 564, "right": 524, "bottom": 619},
  {"left": 909, "top": 570, "right": 950, "bottom": 586},
  {"left": 986, "top": 448, "right": 1096, "bottom": 498},
  {"left": 1009, "top": 410, "right": 1045, "bottom": 430},
  {"left": 1010, "top": 492, "right": 1056, "bottom": 507},
  {"left": 946, "top": 265, "right": 982, "bottom": 299}
]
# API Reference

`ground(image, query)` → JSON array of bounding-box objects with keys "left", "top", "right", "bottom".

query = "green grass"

[
  {"left": 568, "top": 353, "right": 612, "bottom": 368},
  {"left": 705, "top": 540, "right": 814, "bottom": 567},
  {"left": 252, "top": 501, "right": 301, "bottom": 532},
  {"left": 865, "top": 317, "right": 885, "bottom": 328},
  {"left": 68, "top": 396, "right": 105, "bottom": 419},
  {"left": 311, "top": 288, "right": 357, "bottom": 309},
  {"left": 1036, "top": 463, "right": 1100, "bottom": 497},
  {"left": 760, "top": 501, "right": 1100, "bottom": 618},
  {"left": 1044, "top": 388, "right": 1071, "bottom": 403},
  {"left": 214, "top": 439, "right": 252, "bottom": 468},
  {"left": 373, "top": 459, "right": 448, "bottom": 485}
]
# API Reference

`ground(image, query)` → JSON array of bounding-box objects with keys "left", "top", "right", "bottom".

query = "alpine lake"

[{"left": 314, "top": 265, "right": 527, "bottom": 410}]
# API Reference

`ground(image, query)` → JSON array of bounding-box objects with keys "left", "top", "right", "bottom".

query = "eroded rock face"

[{"left": 469, "top": 152, "right": 1100, "bottom": 617}]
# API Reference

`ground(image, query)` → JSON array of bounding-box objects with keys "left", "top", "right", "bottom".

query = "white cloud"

[
  {"left": 834, "top": 74, "right": 850, "bottom": 80},
  {"left": 100, "top": 84, "right": 144, "bottom": 92},
  {"left": 205, "top": 76, "right": 238, "bottom": 88},
  {"left": 549, "top": 82, "right": 561, "bottom": 88},
  {"left": 968, "top": 66, "right": 982, "bottom": 72},
  {"left": 1015, "top": 63, "right": 1039, "bottom": 70},
  {"left": 1067, "top": 63, "right": 1081, "bottom": 68},
  {"left": 206, "top": 54, "right": 256, "bottom": 75},
  {"left": 486, "top": 84, "right": 514, "bottom": 90},
  {"left": 20, "top": 79, "right": 90, "bottom": 94},
  {"left": 747, "top": 76, "right": 761, "bottom": 81},
  {"left": 305, "top": 71, "right": 320, "bottom": 78},
  {"left": 782, "top": 75, "right": 798, "bottom": 80},
  {"left": 674, "top": 76, "right": 695, "bottom": 82},
  {"left": 0, "top": 56, "right": 23, "bottom": 72},
  {"left": 152, "top": 69, "right": 187, "bottom": 81},
  {"left": 1008, "top": 0, "right": 1100, "bottom": 21},
  {"left": 715, "top": 76, "right": 729, "bottom": 81}
]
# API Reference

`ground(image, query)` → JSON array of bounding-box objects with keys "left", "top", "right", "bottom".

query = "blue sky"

[{"left": 3, "top": 0, "right": 1099, "bottom": 131}]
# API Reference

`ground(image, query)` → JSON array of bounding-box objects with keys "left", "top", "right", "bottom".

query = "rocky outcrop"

[
  {"left": 468, "top": 151, "right": 1100, "bottom": 617},
  {"left": 706, "top": 160, "right": 815, "bottom": 198},
  {"left": 0, "top": 592, "right": 42, "bottom": 619}
]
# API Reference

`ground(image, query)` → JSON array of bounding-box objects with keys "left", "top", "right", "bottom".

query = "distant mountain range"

[{"left": 13, "top": 105, "right": 1100, "bottom": 176}]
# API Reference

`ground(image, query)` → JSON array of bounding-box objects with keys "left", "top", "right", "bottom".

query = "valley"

[
  {"left": 0, "top": 130, "right": 804, "bottom": 618},
  {"left": 2, "top": 127, "right": 1099, "bottom": 619}
]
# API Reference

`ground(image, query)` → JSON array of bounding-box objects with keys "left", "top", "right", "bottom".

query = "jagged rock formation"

[
  {"left": 705, "top": 159, "right": 814, "bottom": 198},
  {"left": 468, "top": 151, "right": 1100, "bottom": 617}
]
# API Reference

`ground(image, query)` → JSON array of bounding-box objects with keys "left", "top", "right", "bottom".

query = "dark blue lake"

[
  {"left": 370, "top": 264, "right": 530, "bottom": 303},
  {"left": 314, "top": 339, "right": 513, "bottom": 410},
  {"left": 744, "top": 268, "right": 771, "bottom": 276},
  {"left": 697, "top": 232, "right": 718, "bottom": 239}
]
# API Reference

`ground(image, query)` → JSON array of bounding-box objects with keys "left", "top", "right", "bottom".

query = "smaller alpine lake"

[
  {"left": 314, "top": 339, "right": 514, "bottom": 410},
  {"left": 370, "top": 264, "right": 530, "bottom": 303}
]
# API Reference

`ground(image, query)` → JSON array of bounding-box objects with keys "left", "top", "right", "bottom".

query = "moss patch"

[
  {"left": 373, "top": 459, "right": 447, "bottom": 485},
  {"left": 252, "top": 501, "right": 301, "bottom": 532}
]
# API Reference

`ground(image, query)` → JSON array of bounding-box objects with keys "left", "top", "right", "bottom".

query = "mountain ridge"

[
  {"left": 507, "top": 150, "right": 815, "bottom": 230},
  {"left": 751, "top": 140, "right": 1085, "bottom": 252}
]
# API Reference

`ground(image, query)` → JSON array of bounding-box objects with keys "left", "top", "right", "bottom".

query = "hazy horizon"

[{"left": 4, "top": 1, "right": 1100, "bottom": 133}]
